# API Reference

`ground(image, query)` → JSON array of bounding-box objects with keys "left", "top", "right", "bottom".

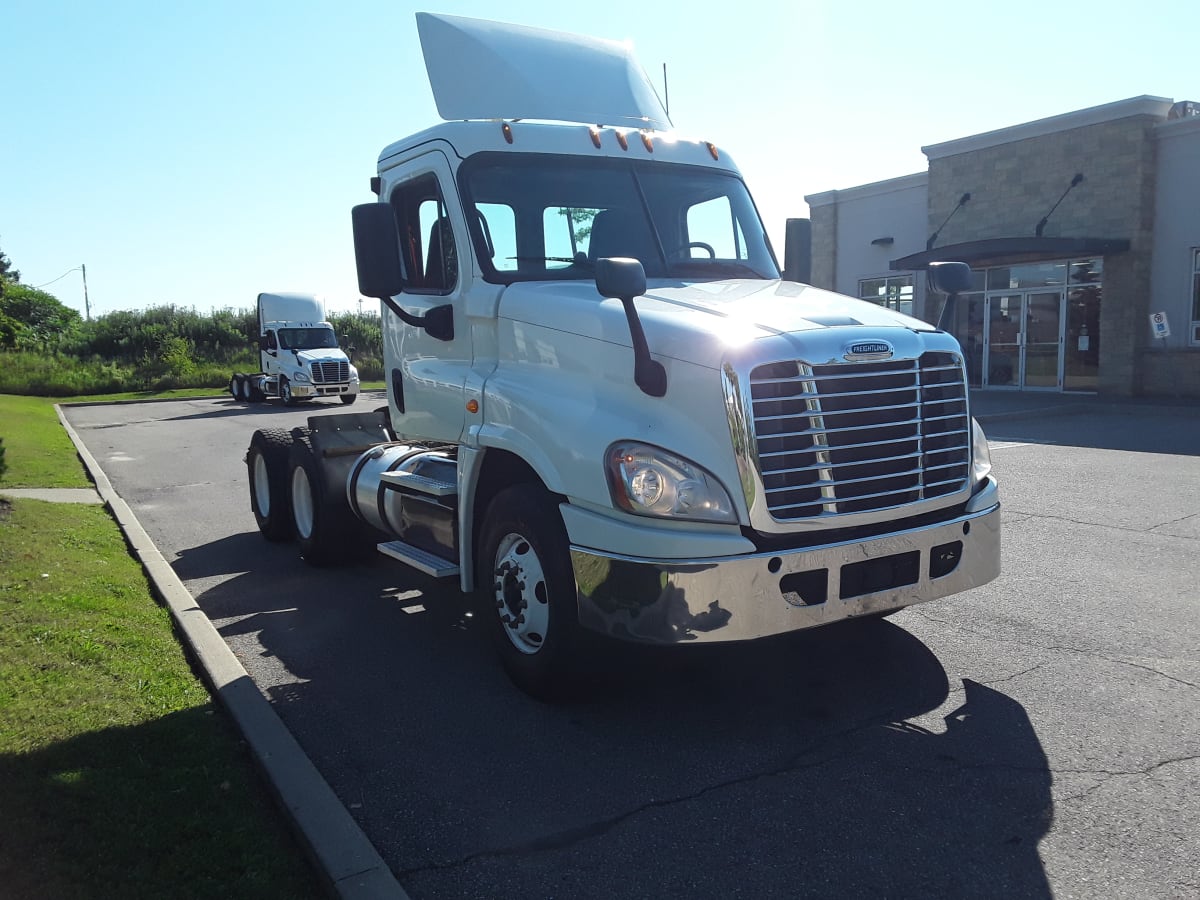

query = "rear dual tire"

[
  {"left": 288, "top": 432, "right": 368, "bottom": 566},
  {"left": 246, "top": 428, "right": 294, "bottom": 541}
]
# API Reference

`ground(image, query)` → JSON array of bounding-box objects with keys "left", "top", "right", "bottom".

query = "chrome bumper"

[{"left": 573, "top": 486, "right": 1001, "bottom": 645}]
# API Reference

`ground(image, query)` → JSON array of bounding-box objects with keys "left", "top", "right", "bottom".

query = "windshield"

[
  {"left": 459, "top": 153, "right": 780, "bottom": 284},
  {"left": 277, "top": 327, "right": 338, "bottom": 350}
]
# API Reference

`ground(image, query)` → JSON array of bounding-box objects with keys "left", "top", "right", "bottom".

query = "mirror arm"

[
  {"left": 378, "top": 295, "right": 454, "bottom": 342},
  {"left": 618, "top": 297, "right": 667, "bottom": 397}
]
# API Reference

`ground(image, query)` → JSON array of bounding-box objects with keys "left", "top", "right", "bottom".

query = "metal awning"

[{"left": 890, "top": 236, "right": 1130, "bottom": 271}]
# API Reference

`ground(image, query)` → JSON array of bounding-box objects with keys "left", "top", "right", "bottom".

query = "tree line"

[{"left": 0, "top": 243, "right": 384, "bottom": 395}]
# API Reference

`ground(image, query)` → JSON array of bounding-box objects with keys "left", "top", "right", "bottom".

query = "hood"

[
  {"left": 498, "top": 278, "right": 938, "bottom": 369},
  {"left": 292, "top": 348, "right": 349, "bottom": 365}
]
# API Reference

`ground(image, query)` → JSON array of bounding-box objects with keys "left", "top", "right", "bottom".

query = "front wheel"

[
  {"left": 340, "top": 393, "right": 357, "bottom": 405},
  {"left": 280, "top": 376, "right": 297, "bottom": 406},
  {"left": 478, "top": 484, "right": 584, "bottom": 700}
]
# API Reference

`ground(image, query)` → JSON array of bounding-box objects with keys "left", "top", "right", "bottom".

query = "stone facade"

[
  {"left": 925, "top": 113, "right": 1161, "bottom": 396},
  {"left": 805, "top": 96, "right": 1200, "bottom": 399},
  {"left": 808, "top": 202, "right": 837, "bottom": 291}
]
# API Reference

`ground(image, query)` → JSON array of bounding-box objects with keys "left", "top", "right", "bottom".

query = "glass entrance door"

[
  {"left": 983, "top": 291, "right": 1065, "bottom": 389},
  {"left": 985, "top": 294, "right": 1021, "bottom": 387},
  {"left": 1022, "top": 291, "right": 1064, "bottom": 388}
]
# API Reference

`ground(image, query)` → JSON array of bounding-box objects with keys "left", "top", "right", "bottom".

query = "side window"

[
  {"left": 266, "top": 330, "right": 278, "bottom": 351},
  {"left": 389, "top": 172, "right": 458, "bottom": 294},
  {"left": 685, "top": 196, "right": 746, "bottom": 259},
  {"left": 476, "top": 202, "right": 517, "bottom": 272}
]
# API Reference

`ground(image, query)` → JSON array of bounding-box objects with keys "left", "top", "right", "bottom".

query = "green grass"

[
  {"left": 0, "top": 397, "right": 323, "bottom": 898},
  {"left": 0, "top": 395, "right": 92, "bottom": 488}
]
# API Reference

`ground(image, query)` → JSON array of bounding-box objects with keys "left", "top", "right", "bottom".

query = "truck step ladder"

[
  {"left": 376, "top": 540, "right": 460, "bottom": 578},
  {"left": 377, "top": 470, "right": 457, "bottom": 500}
]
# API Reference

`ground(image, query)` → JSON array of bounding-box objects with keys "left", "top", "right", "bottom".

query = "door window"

[{"left": 389, "top": 172, "right": 458, "bottom": 294}]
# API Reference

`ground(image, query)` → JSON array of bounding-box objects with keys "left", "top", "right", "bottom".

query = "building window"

[
  {"left": 1192, "top": 248, "right": 1200, "bottom": 346},
  {"left": 859, "top": 274, "right": 914, "bottom": 316}
]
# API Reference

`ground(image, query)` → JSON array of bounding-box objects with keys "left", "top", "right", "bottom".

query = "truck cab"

[
  {"left": 246, "top": 13, "right": 1000, "bottom": 698},
  {"left": 231, "top": 292, "right": 360, "bottom": 405}
]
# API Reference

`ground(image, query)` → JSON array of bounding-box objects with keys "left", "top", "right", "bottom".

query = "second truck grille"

[
  {"left": 750, "top": 352, "right": 969, "bottom": 520},
  {"left": 311, "top": 361, "right": 350, "bottom": 383}
]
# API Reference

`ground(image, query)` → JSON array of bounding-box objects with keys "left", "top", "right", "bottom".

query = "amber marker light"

[
  {"left": 615, "top": 130, "right": 629, "bottom": 151},
  {"left": 589, "top": 127, "right": 602, "bottom": 148},
  {"left": 706, "top": 142, "right": 719, "bottom": 160},
  {"left": 501, "top": 122, "right": 514, "bottom": 144},
  {"left": 466, "top": 399, "right": 479, "bottom": 413},
  {"left": 641, "top": 132, "right": 654, "bottom": 153}
]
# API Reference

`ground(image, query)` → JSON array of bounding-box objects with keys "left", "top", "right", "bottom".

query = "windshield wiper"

[{"left": 509, "top": 255, "right": 594, "bottom": 267}]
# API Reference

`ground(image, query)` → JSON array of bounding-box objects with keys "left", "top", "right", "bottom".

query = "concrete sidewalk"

[{"left": 0, "top": 487, "right": 103, "bottom": 504}]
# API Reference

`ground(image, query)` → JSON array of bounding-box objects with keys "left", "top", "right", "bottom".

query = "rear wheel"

[
  {"left": 230, "top": 374, "right": 244, "bottom": 402},
  {"left": 246, "top": 378, "right": 266, "bottom": 403},
  {"left": 246, "top": 428, "right": 294, "bottom": 540},
  {"left": 478, "top": 484, "right": 584, "bottom": 700},
  {"left": 287, "top": 432, "right": 366, "bottom": 565}
]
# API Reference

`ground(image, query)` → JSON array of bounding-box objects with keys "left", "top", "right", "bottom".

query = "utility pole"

[{"left": 81, "top": 263, "right": 91, "bottom": 320}]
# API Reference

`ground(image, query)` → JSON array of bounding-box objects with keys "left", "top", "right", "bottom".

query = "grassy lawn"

[{"left": 0, "top": 393, "right": 322, "bottom": 899}]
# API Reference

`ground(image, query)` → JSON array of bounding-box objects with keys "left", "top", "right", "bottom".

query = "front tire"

[
  {"left": 281, "top": 376, "right": 297, "bottom": 406},
  {"left": 340, "top": 393, "right": 358, "bottom": 405},
  {"left": 478, "top": 484, "right": 583, "bottom": 700},
  {"left": 246, "top": 428, "right": 294, "bottom": 541}
]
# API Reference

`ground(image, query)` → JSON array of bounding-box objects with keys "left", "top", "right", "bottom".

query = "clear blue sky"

[{"left": 3, "top": 0, "right": 1194, "bottom": 318}]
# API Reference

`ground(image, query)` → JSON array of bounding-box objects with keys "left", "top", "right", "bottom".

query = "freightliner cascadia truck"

[
  {"left": 244, "top": 13, "right": 1000, "bottom": 698},
  {"left": 230, "top": 292, "right": 360, "bottom": 406}
]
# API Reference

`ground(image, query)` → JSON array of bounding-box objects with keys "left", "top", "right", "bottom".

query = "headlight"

[
  {"left": 349, "top": 364, "right": 359, "bottom": 380},
  {"left": 606, "top": 442, "right": 736, "bottom": 523},
  {"left": 293, "top": 371, "right": 310, "bottom": 383},
  {"left": 971, "top": 417, "right": 992, "bottom": 487}
]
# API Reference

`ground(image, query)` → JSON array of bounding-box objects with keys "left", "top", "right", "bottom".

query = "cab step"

[{"left": 376, "top": 540, "right": 460, "bottom": 578}]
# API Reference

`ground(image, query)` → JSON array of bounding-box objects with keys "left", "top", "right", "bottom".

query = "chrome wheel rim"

[
  {"left": 252, "top": 452, "right": 271, "bottom": 516},
  {"left": 290, "top": 466, "right": 314, "bottom": 539},
  {"left": 492, "top": 532, "right": 550, "bottom": 655}
]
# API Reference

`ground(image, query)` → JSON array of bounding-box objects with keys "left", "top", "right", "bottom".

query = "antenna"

[{"left": 662, "top": 63, "right": 669, "bottom": 117}]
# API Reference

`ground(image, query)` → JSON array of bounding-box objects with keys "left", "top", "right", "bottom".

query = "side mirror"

[
  {"left": 928, "top": 261, "right": 973, "bottom": 331},
  {"left": 783, "top": 218, "right": 812, "bottom": 284},
  {"left": 595, "top": 257, "right": 647, "bottom": 301},
  {"left": 256, "top": 337, "right": 267, "bottom": 351},
  {"left": 928, "top": 261, "right": 972, "bottom": 296},
  {"left": 352, "top": 203, "right": 404, "bottom": 299}
]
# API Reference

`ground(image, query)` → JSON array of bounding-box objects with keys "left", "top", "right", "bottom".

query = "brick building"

[{"left": 803, "top": 96, "right": 1200, "bottom": 398}]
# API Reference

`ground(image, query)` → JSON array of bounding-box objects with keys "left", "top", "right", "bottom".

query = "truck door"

[{"left": 385, "top": 152, "right": 474, "bottom": 442}]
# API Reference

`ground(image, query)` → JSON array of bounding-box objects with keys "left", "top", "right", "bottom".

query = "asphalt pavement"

[{"left": 56, "top": 389, "right": 1200, "bottom": 899}]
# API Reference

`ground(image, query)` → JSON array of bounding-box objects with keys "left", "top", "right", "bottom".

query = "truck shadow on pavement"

[{"left": 174, "top": 535, "right": 1054, "bottom": 899}]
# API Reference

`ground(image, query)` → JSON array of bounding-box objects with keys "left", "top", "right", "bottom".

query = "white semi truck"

[
  {"left": 230, "top": 292, "right": 360, "bottom": 406},
  {"left": 244, "top": 13, "right": 1000, "bottom": 698}
]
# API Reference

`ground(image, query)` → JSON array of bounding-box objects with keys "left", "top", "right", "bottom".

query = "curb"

[{"left": 56, "top": 404, "right": 409, "bottom": 900}]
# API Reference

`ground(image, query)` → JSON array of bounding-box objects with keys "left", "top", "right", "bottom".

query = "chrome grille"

[
  {"left": 311, "top": 361, "right": 350, "bottom": 384},
  {"left": 750, "top": 352, "right": 969, "bottom": 520}
]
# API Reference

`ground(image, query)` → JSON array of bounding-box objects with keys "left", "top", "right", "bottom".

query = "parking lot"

[{"left": 63, "top": 393, "right": 1199, "bottom": 899}]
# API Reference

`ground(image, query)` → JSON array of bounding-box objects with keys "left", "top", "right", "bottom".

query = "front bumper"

[
  {"left": 290, "top": 382, "right": 358, "bottom": 398},
  {"left": 573, "top": 480, "right": 1001, "bottom": 644}
]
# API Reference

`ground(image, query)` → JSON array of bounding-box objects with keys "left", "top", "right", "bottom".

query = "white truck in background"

[
  {"left": 229, "top": 292, "right": 360, "bottom": 406},
  {"left": 244, "top": 14, "right": 1001, "bottom": 699}
]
